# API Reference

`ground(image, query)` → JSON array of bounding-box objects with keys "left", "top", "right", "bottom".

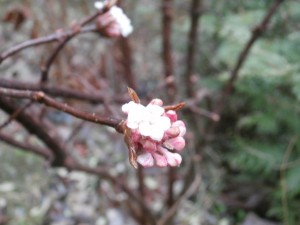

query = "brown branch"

[
  {"left": 0, "top": 25, "right": 97, "bottom": 65},
  {"left": 0, "top": 0, "right": 116, "bottom": 65},
  {"left": 63, "top": 160, "right": 157, "bottom": 225},
  {"left": 162, "top": 0, "right": 176, "bottom": 100},
  {"left": 0, "top": 97, "right": 67, "bottom": 166},
  {"left": 185, "top": 104, "right": 220, "bottom": 122},
  {"left": 0, "top": 78, "right": 128, "bottom": 104},
  {"left": 136, "top": 166, "right": 147, "bottom": 224},
  {"left": 162, "top": 0, "right": 177, "bottom": 212},
  {"left": 157, "top": 175, "right": 201, "bottom": 225},
  {"left": 0, "top": 132, "right": 53, "bottom": 160},
  {"left": 215, "top": 0, "right": 285, "bottom": 114},
  {"left": 0, "top": 123, "right": 156, "bottom": 225},
  {"left": 40, "top": 1, "right": 117, "bottom": 82},
  {"left": 0, "top": 88, "right": 123, "bottom": 130},
  {"left": 185, "top": 0, "right": 202, "bottom": 98},
  {"left": 0, "top": 101, "right": 33, "bottom": 130},
  {"left": 119, "top": 37, "right": 137, "bottom": 89},
  {"left": 117, "top": 0, "right": 136, "bottom": 90}
]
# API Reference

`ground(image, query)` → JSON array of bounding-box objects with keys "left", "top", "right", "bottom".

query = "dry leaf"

[
  {"left": 164, "top": 102, "right": 185, "bottom": 111},
  {"left": 124, "top": 126, "right": 138, "bottom": 169},
  {"left": 127, "top": 87, "right": 140, "bottom": 104}
]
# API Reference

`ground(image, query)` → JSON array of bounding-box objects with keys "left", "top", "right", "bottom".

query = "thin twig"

[
  {"left": 0, "top": 132, "right": 53, "bottom": 160},
  {"left": 185, "top": 104, "right": 220, "bottom": 122},
  {"left": 137, "top": 165, "right": 148, "bottom": 225},
  {"left": 0, "top": 0, "right": 117, "bottom": 64},
  {"left": 215, "top": 0, "right": 285, "bottom": 114},
  {"left": 0, "top": 78, "right": 128, "bottom": 104},
  {"left": 157, "top": 175, "right": 201, "bottom": 225},
  {"left": 65, "top": 159, "right": 157, "bottom": 225},
  {"left": 162, "top": 0, "right": 177, "bottom": 212},
  {"left": 0, "top": 97, "right": 67, "bottom": 166},
  {"left": 119, "top": 37, "right": 137, "bottom": 89},
  {"left": 40, "top": 0, "right": 117, "bottom": 82},
  {"left": 162, "top": 0, "right": 176, "bottom": 100},
  {"left": 0, "top": 88, "right": 122, "bottom": 130},
  {"left": 0, "top": 101, "right": 33, "bottom": 130},
  {"left": 185, "top": 0, "right": 202, "bottom": 98},
  {"left": 0, "top": 25, "right": 97, "bottom": 64},
  {"left": 0, "top": 127, "right": 156, "bottom": 225},
  {"left": 280, "top": 136, "right": 297, "bottom": 225}
]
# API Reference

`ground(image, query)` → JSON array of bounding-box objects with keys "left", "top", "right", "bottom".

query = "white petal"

[
  {"left": 150, "top": 126, "right": 165, "bottom": 142},
  {"left": 146, "top": 104, "right": 164, "bottom": 116},
  {"left": 158, "top": 116, "right": 171, "bottom": 131},
  {"left": 148, "top": 99, "right": 163, "bottom": 106},
  {"left": 127, "top": 121, "right": 138, "bottom": 129},
  {"left": 94, "top": 1, "right": 105, "bottom": 10},
  {"left": 139, "top": 122, "right": 152, "bottom": 137},
  {"left": 127, "top": 109, "right": 143, "bottom": 124},
  {"left": 110, "top": 6, "right": 133, "bottom": 37},
  {"left": 122, "top": 101, "right": 137, "bottom": 114}
]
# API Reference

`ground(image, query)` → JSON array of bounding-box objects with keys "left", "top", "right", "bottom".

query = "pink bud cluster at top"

[
  {"left": 122, "top": 99, "right": 186, "bottom": 167},
  {"left": 94, "top": 1, "right": 133, "bottom": 38}
]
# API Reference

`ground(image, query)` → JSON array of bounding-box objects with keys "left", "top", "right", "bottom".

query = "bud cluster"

[
  {"left": 94, "top": 1, "right": 133, "bottom": 38},
  {"left": 122, "top": 99, "right": 186, "bottom": 167}
]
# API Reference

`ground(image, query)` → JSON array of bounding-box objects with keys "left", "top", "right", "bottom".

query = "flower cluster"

[
  {"left": 122, "top": 99, "right": 186, "bottom": 168},
  {"left": 94, "top": 1, "right": 133, "bottom": 38}
]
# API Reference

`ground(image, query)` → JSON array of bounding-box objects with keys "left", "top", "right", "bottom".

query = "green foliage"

[{"left": 197, "top": 1, "right": 300, "bottom": 224}]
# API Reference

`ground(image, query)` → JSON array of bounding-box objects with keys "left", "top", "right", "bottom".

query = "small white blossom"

[
  {"left": 110, "top": 6, "right": 133, "bottom": 37},
  {"left": 121, "top": 92, "right": 187, "bottom": 168},
  {"left": 122, "top": 101, "right": 171, "bottom": 142},
  {"left": 94, "top": 1, "right": 105, "bottom": 10},
  {"left": 94, "top": 1, "right": 133, "bottom": 37}
]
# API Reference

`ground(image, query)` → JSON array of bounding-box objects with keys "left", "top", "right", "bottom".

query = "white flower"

[
  {"left": 110, "top": 6, "right": 133, "bottom": 37},
  {"left": 94, "top": 1, "right": 105, "bottom": 10},
  {"left": 122, "top": 101, "right": 171, "bottom": 142},
  {"left": 94, "top": 1, "right": 133, "bottom": 37}
]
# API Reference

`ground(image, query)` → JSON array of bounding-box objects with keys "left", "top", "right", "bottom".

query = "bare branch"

[
  {"left": 40, "top": 1, "right": 117, "bottom": 82},
  {"left": 162, "top": 0, "right": 176, "bottom": 101},
  {"left": 64, "top": 160, "right": 157, "bottom": 225},
  {"left": 0, "top": 101, "right": 33, "bottom": 130},
  {"left": 0, "top": 25, "right": 97, "bottom": 64},
  {"left": 215, "top": 0, "right": 285, "bottom": 114},
  {"left": 0, "top": 88, "right": 123, "bottom": 130},
  {"left": 119, "top": 37, "right": 137, "bottom": 89},
  {"left": 0, "top": 132, "right": 53, "bottom": 160},
  {"left": 0, "top": 0, "right": 117, "bottom": 65},
  {"left": 185, "top": 0, "right": 203, "bottom": 97},
  {"left": 0, "top": 124, "right": 156, "bottom": 225},
  {"left": 157, "top": 175, "right": 201, "bottom": 225},
  {"left": 0, "top": 78, "right": 128, "bottom": 104},
  {"left": 0, "top": 97, "right": 67, "bottom": 166}
]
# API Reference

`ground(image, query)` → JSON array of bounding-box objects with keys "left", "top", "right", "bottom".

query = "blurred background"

[{"left": 0, "top": 0, "right": 300, "bottom": 225}]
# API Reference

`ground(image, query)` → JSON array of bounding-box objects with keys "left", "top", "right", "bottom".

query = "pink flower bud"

[
  {"left": 165, "top": 127, "right": 180, "bottom": 138},
  {"left": 152, "top": 153, "right": 168, "bottom": 167},
  {"left": 172, "top": 120, "right": 186, "bottom": 137},
  {"left": 163, "top": 137, "right": 185, "bottom": 151},
  {"left": 137, "top": 152, "right": 154, "bottom": 167},
  {"left": 159, "top": 146, "right": 182, "bottom": 167},
  {"left": 148, "top": 98, "right": 163, "bottom": 106},
  {"left": 165, "top": 110, "right": 177, "bottom": 122},
  {"left": 122, "top": 94, "right": 187, "bottom": 168},
  {"left": 131, "top": 129, "right": 141, "bottom": 143},
  {"left": 141, "top": 139, "right": 157, "bottom": 152},
  {"left": 105, "top": 24, "right": 122, "bottom": 38}
]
